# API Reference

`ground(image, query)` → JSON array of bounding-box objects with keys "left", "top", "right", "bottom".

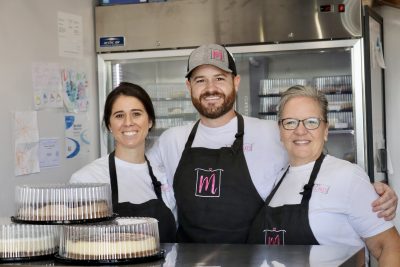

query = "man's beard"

[{"left": 192, "top": 89, "right": 236, "bottom": 119}]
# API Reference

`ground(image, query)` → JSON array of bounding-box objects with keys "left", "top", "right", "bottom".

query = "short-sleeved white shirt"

[{"left": 269, "top": 155, "right": 393, "bottom": 246}]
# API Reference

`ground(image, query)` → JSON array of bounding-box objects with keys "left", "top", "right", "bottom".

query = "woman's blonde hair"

[{"left": 277, "top": 85, "right": 328, "bottom": 122}]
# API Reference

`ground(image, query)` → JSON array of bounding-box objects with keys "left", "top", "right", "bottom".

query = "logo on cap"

[{"left": 211, "top": 49, "right": 224, "bottom": 62}]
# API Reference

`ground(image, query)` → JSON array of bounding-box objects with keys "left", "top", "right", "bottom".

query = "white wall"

[
  {"left": 377, "top": 6, "right": 400, "bottom": 229},
  {"left": 0, "top": 0, "right": 99, "bottom": 216}
]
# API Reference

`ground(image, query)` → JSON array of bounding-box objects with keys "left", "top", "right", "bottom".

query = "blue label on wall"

[{"left": 99, "top": 36, "right": 125, "bottom": 47}]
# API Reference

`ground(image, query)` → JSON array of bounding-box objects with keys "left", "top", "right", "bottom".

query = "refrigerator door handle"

[{"left": 377, "top": 148, "right": 387, "bottom": 173}]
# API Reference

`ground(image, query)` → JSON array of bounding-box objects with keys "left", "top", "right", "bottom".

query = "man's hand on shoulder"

[{"left": 372, "top": 181, "right": 398, "bottom": 221}]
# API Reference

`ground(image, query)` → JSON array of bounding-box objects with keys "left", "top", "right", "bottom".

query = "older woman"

[
  {"left": 70, "top": 82, "right": 176, "bottom": 242},
  {"left": 247, "top": 85, "right": 400, "bottom": 265}
]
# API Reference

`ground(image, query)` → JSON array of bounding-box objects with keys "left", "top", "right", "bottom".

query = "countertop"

[{"left": 1, "top": 243, "right": 365, "bottom": 267}]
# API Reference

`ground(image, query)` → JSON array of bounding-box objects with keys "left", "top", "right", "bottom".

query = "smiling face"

[
  {"left": 279, "top": 96, "right": 329, "bottom": 166},
  {"left": 109, "top": 95, "right": 152, "bottom": 153},
  {"left": 187, "top": 64, "right": 240, "bottom": 120}
]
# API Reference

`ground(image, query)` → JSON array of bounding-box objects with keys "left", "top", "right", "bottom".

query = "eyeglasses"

[{"left": 279, "top": 117, "right": 326, "bottom": 130}]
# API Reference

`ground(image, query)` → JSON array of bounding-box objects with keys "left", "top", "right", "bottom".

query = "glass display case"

[{"left": 99, "top": 40, "right": 361, "bottom": 167}]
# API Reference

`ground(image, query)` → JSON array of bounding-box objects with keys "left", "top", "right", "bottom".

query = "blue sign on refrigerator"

[{"left": 99, "top": 36, "right": 125, "bottom": 48}]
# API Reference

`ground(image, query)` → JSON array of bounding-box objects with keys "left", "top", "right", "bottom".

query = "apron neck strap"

[
  {"left": 300, "top": 153, "right": 325, "bottom": 203},
  {"left": 145, "top": 156, "right": 163, "bottom": 200},
  {"left": 185, "top": 120, "right": 200, "bottom": 149},
  {"left": 231, "top": 113, "right": 244, "bottom": 153},
  {"left": 108, "top": 151, "right": 119, "bottom": 208},
  {"left": 265, "top": 167, "right": 289, "bottom": 205}
]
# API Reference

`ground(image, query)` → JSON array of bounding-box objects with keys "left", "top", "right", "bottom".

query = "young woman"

[{"left": 70, "top": 82, "right": 176, "bottom": 242}]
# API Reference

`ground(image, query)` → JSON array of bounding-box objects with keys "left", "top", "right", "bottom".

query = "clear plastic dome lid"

[
  {"left": 0, "top": 217, "right": 59, "bottom": 259},
  {"left": 58, "top": 217, "right": 160, "bottom": 260},
  {"left": 14, "top": 183, "right": 113, "bottom": 222}
]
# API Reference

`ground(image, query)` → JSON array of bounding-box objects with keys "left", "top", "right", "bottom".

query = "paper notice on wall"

[
  {"left": 32, "top": 62, "right": 63, "bottom": 110},
  {"left": 61, "top": 68, "right": 89, "bottom": 113},
  {"left": 369, "top": 18, "right": 386, "bottom": 69},
  {"left": 39, "top": 138, "right": 61, "bottom": 169},
  {"left": 15, "top": 143, "right": 40, "bottom": 176},
  {"left": 58, "top": 12, "right": 83, "bottom": 59},
  {"left": 14, "top": 111, "right": 40, "bottom": 176},
  {"left": 65, "top": 114, "right": 90, "bottom": 159}
]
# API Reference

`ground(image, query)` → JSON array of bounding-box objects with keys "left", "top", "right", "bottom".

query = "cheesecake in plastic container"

[
  {"left": 0, "top": 217, "right": 59, "bottom": 262},
  {"left": 13, "top": 183, "right": 113, "bottom": 224},
  {"left": 56, "top": 217, "right": 163, "bottom": 264}
]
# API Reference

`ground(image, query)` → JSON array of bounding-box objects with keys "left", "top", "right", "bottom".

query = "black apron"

[
  {"left": 247, "top": 153, "right": 325, "bottom": 245},
  {"left": 108, "top": 151, "right": 176, "bottom": 243},
  {"left": 173, "top": 113, "right": 264, "bottom": 243}
]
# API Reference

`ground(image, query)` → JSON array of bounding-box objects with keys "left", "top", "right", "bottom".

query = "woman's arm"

[{"left": 364, "top": 227, "right": 400, "bottom": 266}]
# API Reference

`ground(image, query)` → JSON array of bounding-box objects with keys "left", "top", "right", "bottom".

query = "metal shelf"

[
  {"left": 328, "top": 129, "right": 354, "bottom": 134},
  {"left": 152, "top": 97, "right": 192, "bottom": 101},
  {"left": 155, "top": 113, "right": 198, "bottom": 119},
  {"left": 258, "top": 94, "right": 281, "bottom": 97}
]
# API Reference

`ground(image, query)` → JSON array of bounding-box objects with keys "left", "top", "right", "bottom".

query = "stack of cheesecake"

[{"left": 0, "top": 183, "right": 161, "bottom": 263}]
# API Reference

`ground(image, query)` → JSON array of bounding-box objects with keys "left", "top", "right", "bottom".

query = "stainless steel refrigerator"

[{"left": 95, "top": 0, "right": 387, "bottom": 182}]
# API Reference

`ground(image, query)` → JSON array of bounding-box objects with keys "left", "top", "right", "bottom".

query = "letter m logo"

[
  {"left": 194, "top": 168, "right": 223, "bottom": 197},
  {"left": 264, "top": 228, "right": 286, "bottom": 245},
  {"left": 211, "top": 49, "right": 224, "bottom": 61}
]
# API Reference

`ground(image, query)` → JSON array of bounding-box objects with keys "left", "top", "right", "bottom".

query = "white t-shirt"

[
  {"left": 269, "top": 155, "right": 393, "bottom": 246},
  {"left": 70, "top": 155, "right": 176, "bottom": 219},
  {"left": 146, "top": 115, "right": 288, "bottom": 200}
]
